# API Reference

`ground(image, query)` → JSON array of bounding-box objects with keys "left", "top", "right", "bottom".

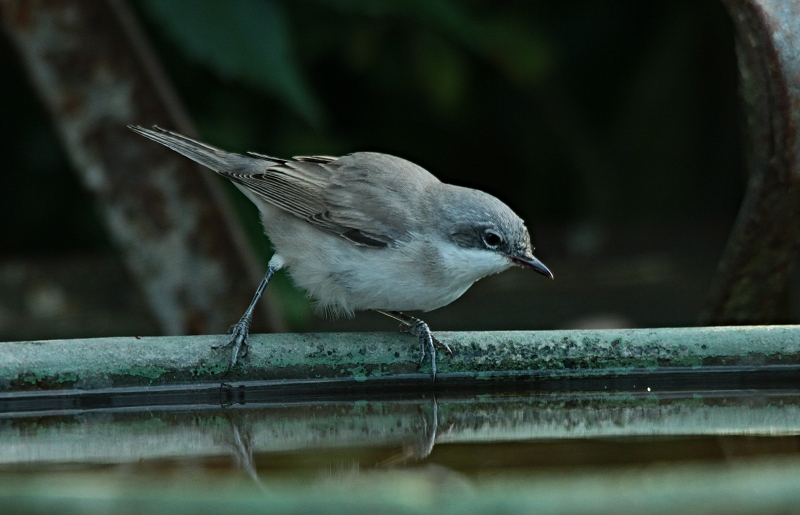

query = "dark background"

[{"left": 0, "top": 0, "right": 767, "bottom": 338}]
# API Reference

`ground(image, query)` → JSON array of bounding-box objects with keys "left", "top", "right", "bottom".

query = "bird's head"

[{"left": 437, "top": 186, "right": 553, "bottom": 280}]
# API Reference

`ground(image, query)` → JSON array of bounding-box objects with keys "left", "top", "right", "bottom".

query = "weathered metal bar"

[
  {"left": 0, "top": 326, "right": 798, "bottom": 393},
  {"left": 0, "top": 0, "right": 281, "bottom": 335},
  {"left": 701, "top": 0, "right": 800, "bottom": 324}
]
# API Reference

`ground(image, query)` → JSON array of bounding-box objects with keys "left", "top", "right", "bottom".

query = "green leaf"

[{"left": 140, "top": 0, "right": 324, "bottom": 127}]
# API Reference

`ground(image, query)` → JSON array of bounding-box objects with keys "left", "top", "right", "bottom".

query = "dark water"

[{"left": 2, "top": 383, "right": 800, "bottom": 514}]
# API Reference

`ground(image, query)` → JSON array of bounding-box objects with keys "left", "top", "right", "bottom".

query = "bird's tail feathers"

[{"left": 128, "top": 125, "right": 277, "bottom": 174}]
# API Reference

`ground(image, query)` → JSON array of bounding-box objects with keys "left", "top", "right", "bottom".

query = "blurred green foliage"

[
  {"left": 0, "top": 0, "right": 744, "bottom": 328},
  {"left": 140, "top": 0, "right": 324, "bottom": 127}
]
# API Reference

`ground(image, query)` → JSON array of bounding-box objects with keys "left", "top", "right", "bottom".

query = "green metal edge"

[{"left": 1, "top": 326, "right": 799, "bottom": 391}]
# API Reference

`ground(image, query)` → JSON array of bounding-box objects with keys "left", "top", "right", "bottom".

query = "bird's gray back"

[{"left": 322, "top": 152, "right": 440, "bottom": 239}]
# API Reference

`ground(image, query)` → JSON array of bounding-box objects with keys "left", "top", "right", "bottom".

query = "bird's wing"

[
  {"left": 129, "top": 126, "right": 434, "bottom": 248},
  {"left": 222, "top": 156, "right": 423, "bottom": 248},
  {"left": 311, "top": 152, "right": 439, "bottom": 247}
]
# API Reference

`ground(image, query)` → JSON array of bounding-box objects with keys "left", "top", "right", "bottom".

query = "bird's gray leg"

[
  {"left": 214, "top": 256, "right": 283, "bottom": 367},
  {"left": 375, "top": 310, "right": 453, "bottom": 381}
]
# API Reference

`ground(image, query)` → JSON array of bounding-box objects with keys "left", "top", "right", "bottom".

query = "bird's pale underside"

[{"left": 129, "top": 125, "right": 552, "bottom": 380}]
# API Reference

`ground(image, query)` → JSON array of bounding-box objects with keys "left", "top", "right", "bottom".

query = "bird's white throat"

[{"left": 438, "top": 243, "right": 513, "bottom": 286}]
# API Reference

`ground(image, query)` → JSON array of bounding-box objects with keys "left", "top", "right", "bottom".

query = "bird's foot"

[
  {"left": 407, "top": 319, "right": 438, "bottom": 382},
  {"left": 398, "top": 323, "right": 453, "bottom": 356},
  {"left": 213, "top": 264, "right": 279, "bottom": 368},
  {"left": 378, "top": 310, "right": 451, "bottom": 381},
  {"left": 213, "top": 315, "right": 252, "bottom": 367}
]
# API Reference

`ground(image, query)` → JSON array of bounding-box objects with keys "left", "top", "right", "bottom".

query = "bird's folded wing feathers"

[
  {"left": 222, "top": 160, "right": 404, "bottom": 247},
  {"left": 128, "top": 126, "right": 408, "bottom": 248}
]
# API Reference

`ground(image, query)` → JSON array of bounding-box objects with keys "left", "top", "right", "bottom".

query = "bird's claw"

[
  {"left": 431, "top": 334, "right": 453, "bottom": 356},
  {"left": 408, "top": 321, "right": 437, "bottom": 382},
  {"left": 214, "top": 316, "right": 251, "bottom": 367},
  {"left": 385, "top": 311, "right": 449, "bottom": 382},
  {"left": 402, "top": 323, "right": 452, "bottom": 358},
  {"left": 421, "top": 331, "right": 436, "bottom": 382}
]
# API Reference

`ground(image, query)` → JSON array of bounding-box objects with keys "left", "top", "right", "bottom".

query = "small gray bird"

[{"left": 129, "top": 126, "right": 552, "bottom": 379}]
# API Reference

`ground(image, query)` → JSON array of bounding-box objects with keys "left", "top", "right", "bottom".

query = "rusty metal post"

[
  {"left": 701, "top": 0, "right": 800, "bottom": 324},
  {"left": 0, "top": 0, "right": 283, "bottom": 334}
]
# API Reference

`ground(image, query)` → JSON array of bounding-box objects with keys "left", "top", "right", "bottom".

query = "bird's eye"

[{"left": 483, "top": 230, "right": 502, "bottom": 248}]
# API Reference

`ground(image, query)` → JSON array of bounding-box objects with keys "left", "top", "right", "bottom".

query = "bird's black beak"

[{"left": 509, "top": 253, "right": 553, "bottom": 279}]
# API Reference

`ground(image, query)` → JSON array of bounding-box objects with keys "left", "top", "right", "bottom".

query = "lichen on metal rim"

[{"left": 0, "top": 326, "right": 799, "bottom": 392}]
